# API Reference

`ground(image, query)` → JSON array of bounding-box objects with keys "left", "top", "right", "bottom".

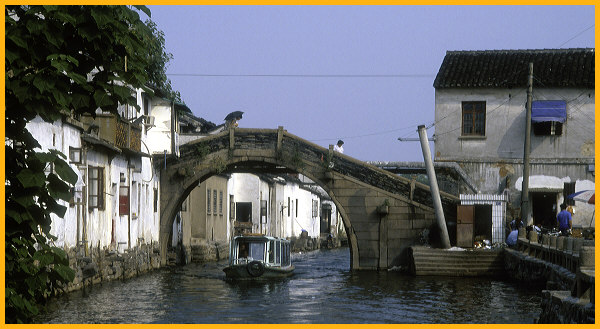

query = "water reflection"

[{"left": 36, "top": 247, "right": 540, "bottom": 324}]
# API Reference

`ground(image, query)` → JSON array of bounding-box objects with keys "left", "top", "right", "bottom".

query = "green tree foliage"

[{"left": 5, "top": 5, "right": 153, "bottom": 323}]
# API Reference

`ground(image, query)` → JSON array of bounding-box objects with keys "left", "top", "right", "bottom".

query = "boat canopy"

[{"left": 229, "top": 235, "right": 291, "bottom": 267}]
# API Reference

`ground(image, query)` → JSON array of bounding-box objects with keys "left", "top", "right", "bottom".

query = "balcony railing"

[{"left": 81, "top": 114, "right": 142, "bottom": 153}]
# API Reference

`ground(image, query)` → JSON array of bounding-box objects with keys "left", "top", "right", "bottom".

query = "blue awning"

[{"left": 531, "top": 100, "right": 567, "bottom": 123}]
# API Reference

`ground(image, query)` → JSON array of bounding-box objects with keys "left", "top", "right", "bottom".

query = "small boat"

[{"left": 223, "top": 235, "right": 295, "bottom": 279}]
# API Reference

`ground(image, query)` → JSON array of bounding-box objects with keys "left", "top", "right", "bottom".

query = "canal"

[{"left": 36, "top": 247, "right": 542, "bottom": 324}]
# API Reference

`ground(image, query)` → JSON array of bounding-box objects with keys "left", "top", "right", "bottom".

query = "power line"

[
  {"left": 166, "top": 73, "right": 435, "bottom": 78},
  {"left": 558, "top": 24, "right": 595, "bottom": 48},
  {"left": 309, "top": 124, "right": 419, "bottom": 142}
]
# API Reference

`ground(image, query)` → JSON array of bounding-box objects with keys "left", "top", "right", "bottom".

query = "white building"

[
  {"left": 433, "top": 48, "right": 595, "bottom": 229},
  {"left": 27, "top": 88, "right": 161, "bottom": 254}
]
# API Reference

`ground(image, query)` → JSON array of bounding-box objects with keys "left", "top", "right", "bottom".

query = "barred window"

[
  {"left": 213, "top": 190, "right": 217, "bottom": 215},
  {"left": 207, "top": 189, "right": 211, "bottom": 214},
  {"left": 219, "top": 191, "right": 223, "bottom": 215}
]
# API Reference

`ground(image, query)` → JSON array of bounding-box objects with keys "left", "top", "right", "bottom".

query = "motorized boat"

[{"left": 223, "top": 234, "right": 294, "bottom": 279}]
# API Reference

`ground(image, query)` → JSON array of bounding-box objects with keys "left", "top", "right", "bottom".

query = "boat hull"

[{"left": 223, "top": 264, "right": 295, "bottom": 280}]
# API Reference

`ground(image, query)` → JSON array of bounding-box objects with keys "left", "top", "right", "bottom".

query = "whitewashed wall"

[
  {"left": 27, "top": 117, "right": 82, "bottom": 248},
  {"left": 146, "top": 98, "right": 175, "bottom": 155},
  {"left": 434, "top": 88, "right": 595, "bottom": 161},
  {"left": 25, "top": 88, "right": 162, "bottom": 253},
  {"left": 282, "top": 183, "right": 320, "bottom": 239}
]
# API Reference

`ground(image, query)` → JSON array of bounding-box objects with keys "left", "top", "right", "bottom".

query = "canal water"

[{"left": 36, "top": 247, "right": 542, "bottom": 324}]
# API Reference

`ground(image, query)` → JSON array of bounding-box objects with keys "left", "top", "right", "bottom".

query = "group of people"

[{"left": 506, "top": 203, "right": 573, "bottom": 246}]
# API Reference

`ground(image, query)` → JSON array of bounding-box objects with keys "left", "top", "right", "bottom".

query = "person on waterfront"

[
  {"left": 557, "top": 203, "right": 572, "bottom": 236},
  {"left": 333, "top": 140, "right": 344, "bottom": 154}
]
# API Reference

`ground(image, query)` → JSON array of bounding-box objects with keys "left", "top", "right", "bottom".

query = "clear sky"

[{"left": 147, "top": 5, "right": 594, "bottom": 162}]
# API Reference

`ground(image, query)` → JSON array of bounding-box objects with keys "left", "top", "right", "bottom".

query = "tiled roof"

[{"left": 433, "top": 48, "right": 594, "bottom": 89}]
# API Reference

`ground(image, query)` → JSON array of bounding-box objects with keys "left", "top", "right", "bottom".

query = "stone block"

[
  {"left": 565, "top": 237, "right": 574, "bottom": 253},
  {"left": 556, "top": 236, "right": 565, "bottom": 250},
  {"left": 573, "top": 238, "right": 584, "bottom": 254},
  {"left": 388, "top": 228, "right": 419, "bottom": 239},
  {"left": 550, "top": 235, "right": 557, "bottom": 248},
  {"left": 528, "top": 230, "right": 538, "bottom": 243},
  {"left": 387, "top": 219, "right": 412, "bottom": 230},
  {"left": 354, "top": 229, "right": 380, "bottom": 241},
  {"left": 579, "top": 246, "right": 595, "bottom": 267},
  {"left": 357, "top": 240, "right": 379, "bottom": 258},
  {"left": 412, "top": 219, "right": 432, "bottom": 230},
  {"left": 357, "top": 256, "right": 378, "bottom": 270}
]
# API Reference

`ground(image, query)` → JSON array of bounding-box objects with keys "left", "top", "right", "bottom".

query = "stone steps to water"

[{"left": 409, "top": 245, "right": 504, "bottom": 277}]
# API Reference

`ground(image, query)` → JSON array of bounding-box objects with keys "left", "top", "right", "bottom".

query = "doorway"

[
  {"left": 531, "top": 192, "right": 558, "bottom": 228},
  {"left": 236, "top": 202, "right": 252, "bottom": 222},
  {"left": 474, "top": 205, "right": 493, "bottom": 241},
  {"left": 320, "top": 205, "right": 332, "bottom": 235}
]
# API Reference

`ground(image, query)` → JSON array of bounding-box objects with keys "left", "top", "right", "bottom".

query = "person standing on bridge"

[{"left": 333, "top": 140, "right": 344, "bottom": 154}]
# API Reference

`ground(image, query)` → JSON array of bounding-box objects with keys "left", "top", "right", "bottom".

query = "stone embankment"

[
  {"left": 62, "top": 243, "right": 162, "bottom": 293},
  {"left": 505, "top": 228, "right": 595, "bottom": 324}
]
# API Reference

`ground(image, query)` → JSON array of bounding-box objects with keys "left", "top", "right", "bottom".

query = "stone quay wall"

[
  {"left": 504, "top": 229, "right": 595, "bottom": 324},
  {"left": 62, "top": 243, "right": 162, "bottom": 293},
  {"left": 188, "top": 240, "right": 229, "bottom": 263}
]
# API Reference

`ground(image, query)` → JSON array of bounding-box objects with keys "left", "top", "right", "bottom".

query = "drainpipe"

[
  {"left": 418, "top": 125, "right": 451, "bottom": 249},
  {"left": 521, "top": 63, "right": 534, "bottom": 226}
]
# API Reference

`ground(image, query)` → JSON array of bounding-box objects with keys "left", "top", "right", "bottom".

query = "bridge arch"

[{"left": 159, "top": 127, "right": 459, "bottom": 270}]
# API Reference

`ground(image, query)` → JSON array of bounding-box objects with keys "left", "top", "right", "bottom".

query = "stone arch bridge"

[{"left": 159, "top": 127, "right": 459, "bottom": 270}]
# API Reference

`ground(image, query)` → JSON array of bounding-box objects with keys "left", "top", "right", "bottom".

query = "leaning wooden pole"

[{"left": 418, "top": 125, "right": 451, "bottom": 249}]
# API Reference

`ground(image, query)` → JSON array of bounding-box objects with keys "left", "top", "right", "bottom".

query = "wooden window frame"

[
  {"left": 69, "top": 147, "right": 82, "bottom": 164},
  {"left": 154, "top": 188, "right": 158, "bottom": 213},
  {"left": 461, "top": 101, "right": 486, "bottom": 136},
  {"left": 119, "top": 186, "right": 129, "bottom": 216},
  {"left": 88, "top": 166, "right": 105, "bottom": 210}
]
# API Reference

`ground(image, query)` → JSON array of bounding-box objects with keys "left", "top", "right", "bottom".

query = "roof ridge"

[{"left": 446, "top": 48, "right": 594, "bottom": 55}]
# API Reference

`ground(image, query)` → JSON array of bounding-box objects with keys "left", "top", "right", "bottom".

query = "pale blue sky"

[{"left": 147, "top": 5, "right": 594, "bottom": 162}]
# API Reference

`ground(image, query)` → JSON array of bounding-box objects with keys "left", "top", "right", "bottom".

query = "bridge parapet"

[{"left": 178, "top": 128, "right": 458, "bottom": 210}]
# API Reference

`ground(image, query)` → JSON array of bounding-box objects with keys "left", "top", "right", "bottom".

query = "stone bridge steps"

[{"left": 409, "top": 246, "right": 504, "bottom": 276}]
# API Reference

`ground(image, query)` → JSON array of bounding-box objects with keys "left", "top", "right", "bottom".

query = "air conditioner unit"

[{"left": 143, "top": 115, "right": 155, "bottom": 127}]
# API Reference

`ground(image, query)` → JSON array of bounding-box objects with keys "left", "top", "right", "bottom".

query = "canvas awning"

[{"left": 531, "top": 100, "right": 567, "bottom": 123}]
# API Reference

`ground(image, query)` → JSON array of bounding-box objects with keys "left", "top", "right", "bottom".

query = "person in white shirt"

[{"left": 333, "top": 140, "right": 344, "bottom": 154}]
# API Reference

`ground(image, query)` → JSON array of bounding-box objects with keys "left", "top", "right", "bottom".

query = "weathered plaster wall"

[
  {"left": 434, "top": 88, "right": 595, "bottom": 161},
  {"left": 146, "top": 98, "right": 175, "bottom": 155},
  {"left": 28, "top": 117, "right": 83, "bottom": 248}
]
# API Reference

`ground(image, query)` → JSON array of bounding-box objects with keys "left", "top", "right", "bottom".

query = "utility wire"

[
  {"left": 167, "top": 73, "right": 435, "bottom": 78},
  {"left": 309, "top": 124, "right": 419, "bottom": 142},
  {"left": 558, "top": 24, "right": 595, "bottom": 48}
]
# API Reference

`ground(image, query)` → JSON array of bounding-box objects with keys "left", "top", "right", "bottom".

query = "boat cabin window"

[
  {"left": 249, "top": 242, "right": 265, "bottom": 261},
  {"left": 238, "top": 243, "right": 249, "bottom": 258},
  {"left": 268, "top": 241, "right": 275, "bottom": 263},
  {"left": 275, "top": 241, "right": 281, "bottom": 264},
  {"left": 282, "top": 242, "right": 289, "bottom": 266}
]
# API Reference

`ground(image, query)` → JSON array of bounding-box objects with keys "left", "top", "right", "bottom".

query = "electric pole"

[{"left": 521, "top": 62, "right": 534, "bottom": 226}]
